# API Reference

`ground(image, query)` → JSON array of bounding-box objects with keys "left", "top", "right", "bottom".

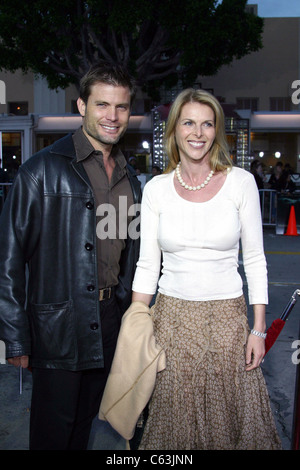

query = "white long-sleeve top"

[{"left": 132, "top": 166, "right": 268, "bottom": 305}]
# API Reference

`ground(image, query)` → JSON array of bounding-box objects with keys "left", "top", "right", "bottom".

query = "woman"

[{"left": 131, "top": 89, "right": 281, "bottom": 450}]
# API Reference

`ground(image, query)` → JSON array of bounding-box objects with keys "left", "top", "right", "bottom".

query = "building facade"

[
  {"left": 0, "top": 71, "right": 152, "bottom": 180},
  {"left": 197, "top": 16, "right": 300, "bottom": 174}
]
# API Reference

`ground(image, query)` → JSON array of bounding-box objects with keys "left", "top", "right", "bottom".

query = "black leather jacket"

[{"left": 0, "top": 134, "right": 141, "bottom": 370}]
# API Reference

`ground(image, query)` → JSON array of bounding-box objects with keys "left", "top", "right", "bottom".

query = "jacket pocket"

[{"left": 30, "top": 300, "right": 77, "bottom": 362}]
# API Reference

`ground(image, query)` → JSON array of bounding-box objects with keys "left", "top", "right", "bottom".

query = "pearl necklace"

[{"left": 175, "top": 162, "right": 214, "bottom": 191}]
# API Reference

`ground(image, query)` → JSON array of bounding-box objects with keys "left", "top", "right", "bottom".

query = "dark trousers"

[{"left": 29, "top": 295, "right": 121, "bottom": 450}]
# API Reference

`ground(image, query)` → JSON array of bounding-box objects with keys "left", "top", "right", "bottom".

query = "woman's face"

[{"left": 175, "top": 101, "right": 216, "bottom": 165}]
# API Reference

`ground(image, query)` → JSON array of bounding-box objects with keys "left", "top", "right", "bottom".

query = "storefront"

[
  {"left": 238, "top": 111, "right": 300, "bottom": 174},
  {"left": 1, "top": 110, "right": 300, "bottom": 180},
  {"left": 0, "top": 115, "right": 34, "bottom": 182},
  {"left": 0, "top": 113, "right": 153, "bottom": 180}
]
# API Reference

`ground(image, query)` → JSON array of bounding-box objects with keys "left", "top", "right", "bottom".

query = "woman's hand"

[
  {"left": 246, "top": 304, "right": 266, "bottom": 371},
  {"left": 245, "top": 334, "right": 265, "bottom": 371}
]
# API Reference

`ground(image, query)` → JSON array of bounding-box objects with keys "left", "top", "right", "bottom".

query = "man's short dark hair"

[{"left": 79, "top": 61, "right": 137, "bottom": 106}]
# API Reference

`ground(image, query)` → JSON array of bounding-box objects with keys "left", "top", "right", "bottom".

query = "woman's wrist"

[
  {"left": 252, "top": 304, "right": 266, "bottom": 333},
  {"left": 251, "top": 329, "right": 267, "bottom": 339},
  {"left": 252, "top": 322, "right": 266, "bottom": 333}
]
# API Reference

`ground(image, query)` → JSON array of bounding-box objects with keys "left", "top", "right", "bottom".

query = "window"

[
  {"left": 236, "top": 98, "right": 258, "bottom": 111},
  {"left": 270, "top": 97, "right": 291, "bottom": 112},
  {"left": 8, "top": 101, "right": 28, "bottom": 116},
  {"left": 0, "top": 132, "right": 22, "bottom": 181}
]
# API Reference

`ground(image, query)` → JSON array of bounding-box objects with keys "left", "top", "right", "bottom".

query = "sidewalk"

[
  {"left": 0, "top": 228, "right": 299, "bottom": 450},
  {"left": 253, "top": 228, "right": 300, "bottom": 450},
  {"left": 0, "top": 364, "right": 127, "bottom": 450}
]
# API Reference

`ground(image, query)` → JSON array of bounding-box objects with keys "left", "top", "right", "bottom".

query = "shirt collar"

[{"left": 72, "top": 127, "right": 127, "bottom": 170}]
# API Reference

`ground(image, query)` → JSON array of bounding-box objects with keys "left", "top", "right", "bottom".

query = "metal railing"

[{"left": 259, "top": 189, "right": 277, "bottom": 227}]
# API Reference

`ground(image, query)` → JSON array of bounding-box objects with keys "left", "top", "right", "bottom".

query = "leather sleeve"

[{"left": 0, "top": 166, "right": 42, "bottom": 358}]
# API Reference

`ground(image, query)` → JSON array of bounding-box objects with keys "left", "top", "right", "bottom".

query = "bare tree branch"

[
  {"left": 121, "top": 32, "right": 130, "bottom": 65},
  {"left": 111, "top": 30, "right": 122, "bottom": 63},
  {"left": 88, "top": 29, "right": 114, "bottom": 63},
  {"left": 136, "top": 25, "right": 168, "bottom": 69}
]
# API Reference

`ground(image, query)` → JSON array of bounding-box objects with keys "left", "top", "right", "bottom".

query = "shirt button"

[
  {"left": 87, "top": 285, "right": 95, "bottom": 292},
  {"left": 86, "top": 201, "right": 94, "bottom": 210},
  {"left": 85, "top": 243, "right": 93, "bottom": 251},
  {"left": 90, "top": 322, "right": 99, "bottom": 330}
]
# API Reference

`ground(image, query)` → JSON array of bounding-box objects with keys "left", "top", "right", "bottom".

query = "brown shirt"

[{"left": 72, "top": 128, "right": 134, "bottom": 289}]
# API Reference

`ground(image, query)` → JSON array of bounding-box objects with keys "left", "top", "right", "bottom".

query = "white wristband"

[{"left": 251, "top": 329, "right": 267, "bottom": 339}]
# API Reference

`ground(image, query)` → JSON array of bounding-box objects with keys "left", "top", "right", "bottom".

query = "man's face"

[{"left": 77, "top": 82, "right": 131, "bottom": 151}]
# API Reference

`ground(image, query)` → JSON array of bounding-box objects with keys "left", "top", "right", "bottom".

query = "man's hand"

[{"left": 7, "top": 355, "right": 29, "bottom": 368}]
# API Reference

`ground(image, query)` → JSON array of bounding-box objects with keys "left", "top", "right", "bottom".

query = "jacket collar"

[
  {"left": 49, "top": 132, "right": 92, "bottom": 187},
  {"left": 50, "top": 133, "right": 77, "bottom": 159},
  {"left": 48, "top": 130, "right": 141, "bottom": 202}
]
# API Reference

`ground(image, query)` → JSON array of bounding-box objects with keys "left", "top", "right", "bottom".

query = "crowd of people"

[{"left": 251, "top": 159, "right": 297, "bottom": 193}]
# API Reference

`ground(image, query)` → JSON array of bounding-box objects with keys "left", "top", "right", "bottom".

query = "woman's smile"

[{"left": 175, "top": 101, "right": 216, "bottom": 164}]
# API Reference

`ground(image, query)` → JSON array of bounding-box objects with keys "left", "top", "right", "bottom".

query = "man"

[{"left": 0, "top": 62, "right": 141, "bottom": 450}]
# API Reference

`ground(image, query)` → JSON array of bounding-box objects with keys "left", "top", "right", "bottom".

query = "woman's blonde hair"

[{"left": 164, "top": 88, "right": 232, "bottom": 173}]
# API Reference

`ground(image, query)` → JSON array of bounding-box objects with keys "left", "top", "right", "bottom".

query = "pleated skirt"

[{"left": 139, "top": 293, "right": 282, "bottom": 450}]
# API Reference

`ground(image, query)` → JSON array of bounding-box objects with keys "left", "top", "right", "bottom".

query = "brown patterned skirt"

[{"left": 139, "top": 293, "right": 282, "bottom": 450}]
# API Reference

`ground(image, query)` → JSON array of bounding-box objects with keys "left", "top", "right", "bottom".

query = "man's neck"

[{"left": 82, "top": 127, "right": 113, "bottom": 161}]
